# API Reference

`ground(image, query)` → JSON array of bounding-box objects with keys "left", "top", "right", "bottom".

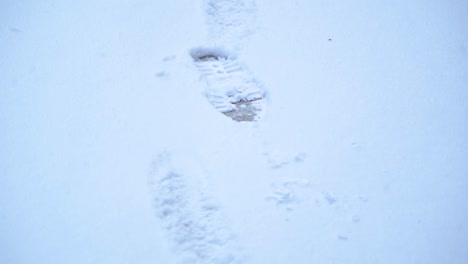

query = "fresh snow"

[{"left": 1, "top": 0, "right": 468, "bottom": 264}]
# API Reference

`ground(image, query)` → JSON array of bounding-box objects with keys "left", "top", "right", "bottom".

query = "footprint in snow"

[
  {"left": 149, "top": 152, "right": 244, "bottom": 264},
  {"left": 191, "top": 47, "right": 266, "bottom": 122},
  {"left": 204, "top": 0, "right": 258, "bottom": 47}
]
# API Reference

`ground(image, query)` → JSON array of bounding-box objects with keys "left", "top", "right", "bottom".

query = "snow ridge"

[
  {"left": 149, "top": 153, "right": 244, "bottom": 264},
  {"left": 191, "top": 47, "right": 266, "bottom": 122}
]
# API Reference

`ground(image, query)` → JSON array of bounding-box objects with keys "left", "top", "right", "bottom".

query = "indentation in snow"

[
  {"left": 190, "top": 47, "right": 266, "bottom": 122},
  {"left": 155, "top": 71, "right": 169, "bottom": 79},
  {"left": 149, "top": 152, "right": 245, "bottom": 264},
  {"left": 322, "top": 192, "right": 337, "bottom": 205},
  {"left": 204, "top": 0, "right": 258, "bottom": 48},
  {"left": 162, "top": 55, "right": 176, "bottom": 62},
  {"left": 267, "top": 179, "right": 312, "bottom": 211},
  {"left": 264, "top": 151, "right": 307, "bottom": 169}
]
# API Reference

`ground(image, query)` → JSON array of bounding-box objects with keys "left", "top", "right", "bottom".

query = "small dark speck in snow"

[
  {"left": 322, "top": 192, "right": 337, "bottom": 205},
  {"left": 155, "top": 71, "right": 169, "bottom": 79},
  {"left": 338, "top": 235, "right": 348, "bottom": 241},
  {"left": 352, "top": 215, "right": 360, "bottom": 223},
  {"left": 9, "top": 27, "right": 22, "bottom": 33},
  {"left": 162, "top": 55, "right": 176, "bottom": 62}
]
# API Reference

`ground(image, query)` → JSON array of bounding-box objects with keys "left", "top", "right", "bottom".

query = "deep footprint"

[{"left": 191, "top": 47, "right": 266, "bottom": 122}]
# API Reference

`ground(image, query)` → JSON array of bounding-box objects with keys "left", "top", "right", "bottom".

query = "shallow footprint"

[
  {"left": 149, "top": 152, "right": 244, "bottom": 264},
  {"left": 191, "top": 47, "right": 266, "bottom": 122}
]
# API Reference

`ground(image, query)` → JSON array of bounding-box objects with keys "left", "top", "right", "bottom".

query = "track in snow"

[
  {"left": 204, "top": 0, "right": 258, "bottom": 47},
  {"left": 149, "top": 153, "right": 245, "bottom": 264},
  {"left": 149, "top": 0, "right": 262, "bottom": 262},
  {"left": 191, "top": 47, "right": 266, "bottom": 122},
  {"left": 190, "top": 0, "right": 266, "bottom": 122}
]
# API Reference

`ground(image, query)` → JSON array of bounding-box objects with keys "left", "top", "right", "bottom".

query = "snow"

[
  {"left": 191, "top": 46, "right": 266, "bottom": 121},
  {"left": 149, "top": 152, "right": 245, "bottom": 264},
  {"left": 1, "top": 0, "right": 468, "bottom": 264}
]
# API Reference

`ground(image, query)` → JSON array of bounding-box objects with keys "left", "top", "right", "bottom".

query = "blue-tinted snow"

[{"left": 1, "top": 0, "right": 467, "bottom": 263}]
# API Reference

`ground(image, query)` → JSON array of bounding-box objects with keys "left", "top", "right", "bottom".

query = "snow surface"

[{"left": 1, "top": 0, "right": 468, "bottom": 263}]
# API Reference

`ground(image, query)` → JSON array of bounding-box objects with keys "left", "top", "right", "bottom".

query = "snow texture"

[
  {"left": 1, "top": 0, "right": 468, "bottom": 264},
  {"left": 149, "top": 152, "right": 244, "bottom": 264},
  {"left": 191, "top": 47, "right": 266, "bottom": 122},
  {"left": 204, "top": 0, "right": 258, "bottom": 49}
]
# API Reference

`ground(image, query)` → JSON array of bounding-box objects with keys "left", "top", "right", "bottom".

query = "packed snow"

[{"left": 1, "top": 0, "right": 467, "bottom": 264}]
